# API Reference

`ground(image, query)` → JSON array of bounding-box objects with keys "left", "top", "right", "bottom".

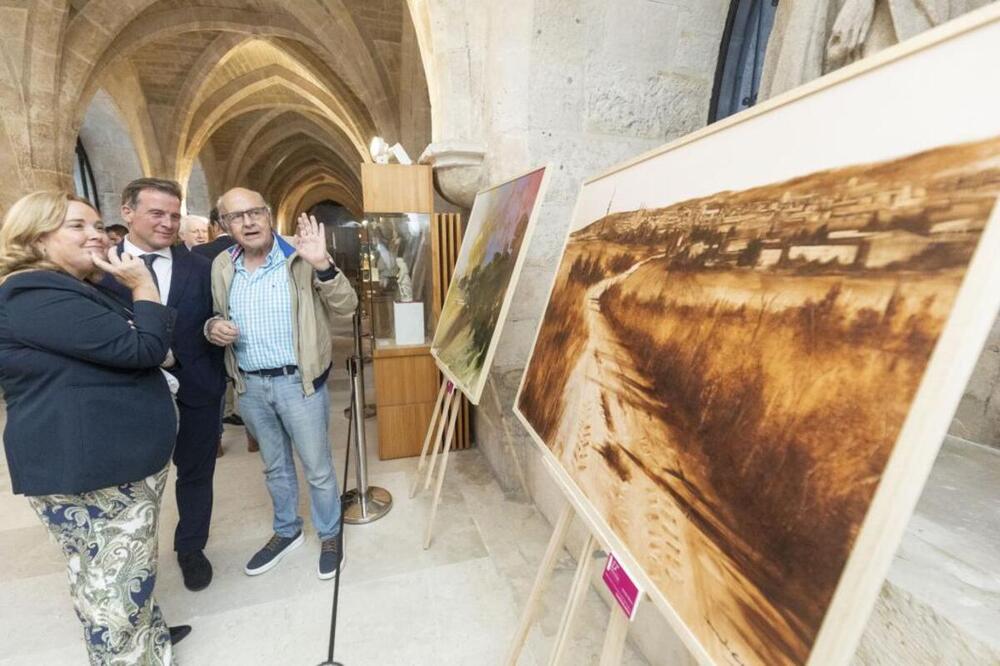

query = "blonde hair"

[{"left": 0, "top": 191, "right": 97, "bottom": 281}]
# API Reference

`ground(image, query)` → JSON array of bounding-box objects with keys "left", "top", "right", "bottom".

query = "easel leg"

[
  {"left": 504, "top": 503, "right": 574, "bottom": 666},
  {"left": 598, "top": 610, "right": 628, "bottom": 666},
  {"left": 547, "top": 534, "right": 597, "bottom": 666},
  {"left": 422, "top": 386, "right": 457, "bottom": 493},
  {"left": 423, "top": 394, "right": 462, "bottom": 549},
  {"left": 410, "top": 381, "right": 449, "bottom": 498}
]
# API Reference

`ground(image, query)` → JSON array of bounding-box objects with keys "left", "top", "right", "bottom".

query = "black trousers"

[{"left": 173, "top": 399, "right": 223, "bottom": 553}]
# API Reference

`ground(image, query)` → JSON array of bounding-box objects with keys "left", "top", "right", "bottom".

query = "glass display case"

[{"left": 360, "top": 212, "right": 434, "bottom": 347}]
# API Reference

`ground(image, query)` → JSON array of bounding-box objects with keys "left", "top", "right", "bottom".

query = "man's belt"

[{"left": 241, "top": 365, "right": 298, "bottom": 377}]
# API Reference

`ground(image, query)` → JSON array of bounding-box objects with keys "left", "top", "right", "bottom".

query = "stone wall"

[
  {"left": 950, "top": 319, "right": 1000, "bottom": 449},
  {"left": 77, "top": 89, "right": 144, "bottom": 222},
  {"left": 186, "top": 159, "right": 212, "bottom": 216},
  {"left": 416, "top": 0, "right": 729, "bottom": 661}
]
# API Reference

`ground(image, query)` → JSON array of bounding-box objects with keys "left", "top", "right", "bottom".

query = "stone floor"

[{"left": 0, "top": 370, "right": 649, "bottom": 666}]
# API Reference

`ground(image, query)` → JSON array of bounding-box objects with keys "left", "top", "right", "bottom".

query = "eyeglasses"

[{"left": 221, "top": 206, "right": 269, "bottom": 226}]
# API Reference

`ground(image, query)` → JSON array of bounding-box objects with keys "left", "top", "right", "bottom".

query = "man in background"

[
  {"left": 205, "top": 187, "right": 356, "bottom": 580},
  {"left": 179, "top": 215, "right": 210, "bottom": 249},
  {"left": 193, "top": 207, "right": 235, "bottom": 260},
  {"left": 101, "top": 177, "right": 226, "bottom": 592},
  {"left": 106, "top": 223, "right": 128, "bottom": 245}
]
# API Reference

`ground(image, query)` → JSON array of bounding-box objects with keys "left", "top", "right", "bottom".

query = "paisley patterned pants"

[{"left": 28, "top": 467, "right": 174, "bottom": 665}]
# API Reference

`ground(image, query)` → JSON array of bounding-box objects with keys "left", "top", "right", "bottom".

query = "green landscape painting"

[{"left": 432, "top": 166, "right": 547, "bottom": 403}]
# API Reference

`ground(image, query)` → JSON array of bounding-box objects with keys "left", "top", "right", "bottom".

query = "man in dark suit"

[
  {"left": 101, "top": 178, "right": 226, "bottom": 592},
  {"left": 192, "top": 207, "right": 235, "bottom": 260}
]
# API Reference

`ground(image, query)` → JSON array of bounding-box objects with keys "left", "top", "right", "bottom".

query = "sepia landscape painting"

[
  {"left": 432, "top": 166, "right": 547, "bottom": 404},
  {"left": 517, "top": 132, "right": 1000, "bottom": 665}
]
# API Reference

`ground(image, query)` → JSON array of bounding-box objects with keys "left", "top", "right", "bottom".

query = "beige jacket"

[{"left": 209, "top": 235, "right": 358, "bottom": 396}]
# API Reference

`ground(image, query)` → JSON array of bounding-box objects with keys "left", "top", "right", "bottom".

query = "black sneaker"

[
  {"left": 318, "top": 535, "right": 344, "bottom": 580},
  {"left": 244, "top": 531, "right": 304, "bottom": 576},
  {"left": 169, "top": 625, "right": 192, "bottom": 645},
  {"left": 177, "top": 550, "right": 213, "bottom": 591}
]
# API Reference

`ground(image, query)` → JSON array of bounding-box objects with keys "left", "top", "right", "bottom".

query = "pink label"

[{"left": 602, "top": 553, "right": 642, "bottom": 620}]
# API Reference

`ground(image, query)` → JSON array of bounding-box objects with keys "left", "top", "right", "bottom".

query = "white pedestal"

[{"left": 393, "top": 301, "right": 425, "bottom": 346}]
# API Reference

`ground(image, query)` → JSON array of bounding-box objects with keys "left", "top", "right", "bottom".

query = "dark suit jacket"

[
  {"left": 0, "top": 270, "right": 177, "bottom": 495},
  {"left": 192, "top": 235, "right": 235, "bottom": 261},
  {"left": 101, "top": 242, "right": 226, "bottom": 406}
]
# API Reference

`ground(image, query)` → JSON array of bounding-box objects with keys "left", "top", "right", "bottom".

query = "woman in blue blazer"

[{"left": 0, "top": 191, "right": 186, "bottom": 664}]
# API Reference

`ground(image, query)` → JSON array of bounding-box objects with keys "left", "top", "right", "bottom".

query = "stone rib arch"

[
  {"left": 177, "top": 69, "right": 371, "bottom": 185},
  {"left": 257, "top": 142, "right": 358, "bottom": 200},
  {"left": 228, "top": 115, "right": 362, "bottom": 189},
  {"left": 170, "top": 40, "right": 376, "bottom": 174},
  {"left": 296, "top": 183, "right": 362, "bottom": 218},
  {"left": 59, "top": 1, "right": 396, "bottom": 175},
  {"left": 0, "top": 35, "right": 34, "bottom": 202},
  {"left": 25, "top": 3, "right": 70, "bottom": 184},
  {"left": 276, "top": 173, "right": 363, "bottom": 232},
  {"left": 97, "top": 60, "right": 165, "bottom": 177},
  {"left": 221, "top": 108, "right": 290, "bottom": 188},
  {"left": 160, "top": 31, "right": 249, "bottom": 170}
]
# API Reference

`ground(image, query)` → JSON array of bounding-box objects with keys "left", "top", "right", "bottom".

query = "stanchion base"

[
  {"left": 316, "top": 661, "right": 344, "bottom": 665},
  {"left": 342, "top": 405, "right": 376, "bottom": 419},
  {"left": 342, "top": 486, "right": 392, "bottom": 524}
]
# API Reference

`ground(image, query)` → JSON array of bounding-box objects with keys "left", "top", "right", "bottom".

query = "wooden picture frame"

[{"left": 513, "top": 6, "right": 1000, "bottom": 665}]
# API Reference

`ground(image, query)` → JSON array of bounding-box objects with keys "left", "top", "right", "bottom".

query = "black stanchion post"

[{"left": 317, "top": 358, "right": 357, "bottom": 666}]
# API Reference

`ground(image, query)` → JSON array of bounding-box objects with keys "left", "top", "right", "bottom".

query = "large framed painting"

[
  {"left": 432, "top": 166, "right": 549, "bottom": 404},
  {"left": 514, "top": 7, "right": 1000, "bottom": 666}
]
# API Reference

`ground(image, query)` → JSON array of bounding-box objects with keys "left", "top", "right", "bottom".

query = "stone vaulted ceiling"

[{"left": 14, "top": 0, "right": 430, "bottom": 225}]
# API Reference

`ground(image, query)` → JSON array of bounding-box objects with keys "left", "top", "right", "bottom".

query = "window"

[
  {"left": 709, "top": 0, "right": 779, "bottom": 123},
  {"left": 73, "top": 138, "right": 100, "bottom": 212}
]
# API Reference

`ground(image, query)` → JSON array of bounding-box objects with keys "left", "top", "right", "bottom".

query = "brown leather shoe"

[{"left": 247, "top": 433, "right": 259, "bottom": 452}]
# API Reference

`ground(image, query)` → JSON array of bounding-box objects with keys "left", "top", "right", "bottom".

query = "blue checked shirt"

[{"left": 228, "top": 241, "right": 298, "bottom": 371}]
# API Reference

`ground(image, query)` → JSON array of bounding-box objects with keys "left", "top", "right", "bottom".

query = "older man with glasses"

[{"left": 204, "top": 187, "right": 356, "bottom": 579}]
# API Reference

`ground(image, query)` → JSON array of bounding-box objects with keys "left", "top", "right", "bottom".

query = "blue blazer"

[
  {"left": 101, "top": 243, "right": 226, "bottom": 406},
  {"left": 0, "top": 270, "right": 178, "bottom": 495}
]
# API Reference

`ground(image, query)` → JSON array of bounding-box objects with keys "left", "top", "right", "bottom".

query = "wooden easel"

[
  {"left": 411, "top": 372, "right": 530, "bottom": 548},
  {"left": 505, "top": 504, "right": 631, "bottom": 666},
  {"left": 410, "top": 377, "right": 462, "bottom": 549}
]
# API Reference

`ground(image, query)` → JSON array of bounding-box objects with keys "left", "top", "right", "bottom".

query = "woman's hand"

[{"left": 92, "top": 248, "right": 161, "bottom": 303}]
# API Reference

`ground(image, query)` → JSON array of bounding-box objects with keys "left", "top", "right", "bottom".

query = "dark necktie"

[{"left": 142, "top": 253, "right": 160, "bottom": 290}]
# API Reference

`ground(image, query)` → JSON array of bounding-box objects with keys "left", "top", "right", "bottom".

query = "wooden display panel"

[
  {"left": 373, "top": 343, "right": 439, "bottom": 404},
  {"left": 376, "top": 402, "right": 440, "bottom": 461},
  {"left": 432, "top": 211, "right": 472, "bottom": 451},
  {"left": 373, "top": 344, "right": 438, "bottom": 460},
  {"left": 361, "top": 163, "right": 434, "bottom": 214}
]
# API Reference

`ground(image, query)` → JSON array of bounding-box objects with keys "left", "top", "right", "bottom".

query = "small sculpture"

[{"left": 396, "top": 257, "right": 413, "bottom": 302}]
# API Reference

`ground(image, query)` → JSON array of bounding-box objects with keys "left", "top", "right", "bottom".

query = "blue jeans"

[{"left": 239, "top": 373, "right": 341, "bottom": 540}]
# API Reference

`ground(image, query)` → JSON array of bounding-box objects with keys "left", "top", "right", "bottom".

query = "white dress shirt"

[
  {"left": 123, "top": 237, "right": 179, "bottom": 395},
  {"left": 123, "top": 237, "right": 173, "bottom": 304}
]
